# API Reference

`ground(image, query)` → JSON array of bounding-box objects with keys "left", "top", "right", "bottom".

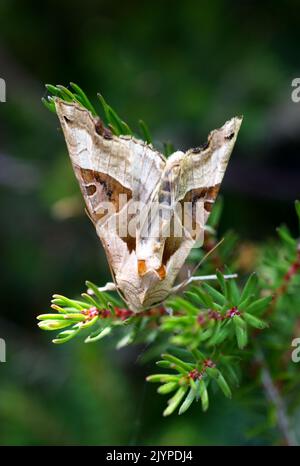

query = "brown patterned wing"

[
  {"left": 160, "top": 116, "right": 243, "bottom": 264},
  {"left": 55, "top": 99, "right": 165, "bottom": 220}
]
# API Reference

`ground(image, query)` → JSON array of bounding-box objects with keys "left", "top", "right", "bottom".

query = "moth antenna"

[
  {"left": 169, "top": 237, "right": 227, "bottom": 295},
  {"left": 189, "top": 237, "right": 225, "bottom": 277}
]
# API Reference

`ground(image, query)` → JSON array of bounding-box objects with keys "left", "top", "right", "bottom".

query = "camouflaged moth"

[{"left": 55, "top": 99, "right": 242, "bottom": 312}]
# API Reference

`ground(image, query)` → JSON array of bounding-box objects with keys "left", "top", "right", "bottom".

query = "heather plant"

[{"left": 39, "top": 84, "right": 300, "bottom": 445}]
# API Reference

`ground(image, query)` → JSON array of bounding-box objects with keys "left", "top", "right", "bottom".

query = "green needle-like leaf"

[
  {"left": 70, "top": 82, "right": 97, "bottom": 115},
  {"left": 202, "top": 282, "right": 226, "bottom": 305},
  {"left": 240, "top": 273, "right": 258, "bottom": 303},
  {"left": 216, "top": 373, "right": 232, "bottom": 398},
  {"left": 244, "top": 313, "right": 268, "bottom": 329},
  {"left": 139, "top": 119, "right": 152, "bottom": 144},
  {"left": 163, "top": 141, "right": 175, "bottom": 157},
  {"left": 179, "top": 387, "right": 197, "bottom": 414},
  {"left": 38, "top": 320, "right": 72, "bottom": 331},
  {"left": 199, "top": 380, "right": 209, "bottom": 411},
  {"left": 157, "top": 382, "right": 178, "bottom": 395},
  {"left": 246, "top": 296, "right": 272, "bottom": 315},
  {"left": 85, "top": 326, "right": 112, "bottom": 343},
  {"left": 52, "top": 327, "right": 81, "bottom": 344},
  {"left": 163, "top": 386, "right": 188, "bottom": 416},
  {"left": 42, "top": 96, "right": 56, "bottom": 113},
  {"left": 233, "top": 315, "right": 248, "bottom": 349}
]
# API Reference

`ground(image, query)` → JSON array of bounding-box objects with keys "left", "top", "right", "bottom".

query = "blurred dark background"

[{"left": 0, "top": 0, "right": 300, "bottom": 445}]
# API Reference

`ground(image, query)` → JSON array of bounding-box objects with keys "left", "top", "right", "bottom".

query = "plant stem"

[{"left": 256, "top": 348, "right": 298, "bottom": 446}]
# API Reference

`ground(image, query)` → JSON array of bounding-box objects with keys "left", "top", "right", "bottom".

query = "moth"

[{"left": 55, "top": 99, "right": 242, "bottom": 312}]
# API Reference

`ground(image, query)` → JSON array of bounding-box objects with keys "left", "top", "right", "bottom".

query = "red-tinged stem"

[{"left": 189, "top": 359, "right": 216, "bottom": 380}]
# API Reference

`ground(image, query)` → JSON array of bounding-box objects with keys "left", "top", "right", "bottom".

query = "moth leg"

[
  {"left": 87, "top": 282, "right": 117, "bottom": 295},
  {"left": 171, "top": 273, "right": 237, "bottom": 293}
]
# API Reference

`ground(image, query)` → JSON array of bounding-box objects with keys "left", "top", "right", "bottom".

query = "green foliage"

[
  {"left": 37, "top": 197, "right": 300, "bottom": 421},
  {"left": 163, "top": 272, "right": 269, "bottom": 351},
  {"left": 37, "top": 280, "right": 129, "bottom": 344},
  {"left": 147, "top": 352, "right": 232, "bottom": 416}
]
